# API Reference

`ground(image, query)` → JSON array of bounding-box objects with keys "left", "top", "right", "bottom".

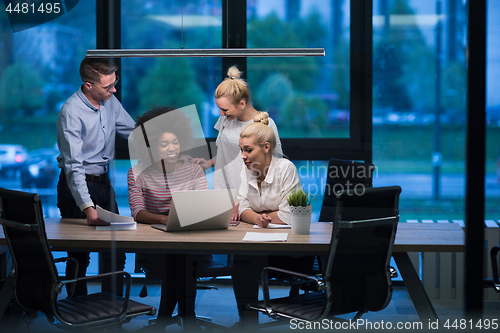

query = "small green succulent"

[{"left": 286, "top": 189, "right": 315, "bottom": 207}]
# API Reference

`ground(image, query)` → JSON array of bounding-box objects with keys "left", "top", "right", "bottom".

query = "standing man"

[{"left": 56, "top": 57, "right": 135, "bottom": 297}]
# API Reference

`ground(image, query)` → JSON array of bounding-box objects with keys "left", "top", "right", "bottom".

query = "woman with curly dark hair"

[
  {"left": 128, "top": 105, "right": 208, "bottom": 225},
  {"left": 127, "top": 106, "right": 207, "bottom": 328}
]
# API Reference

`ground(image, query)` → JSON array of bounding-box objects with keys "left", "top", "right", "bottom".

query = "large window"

[
  {"left": 244, "top": 1, "right": 352, "bottom": 220},
  {"left": 372, "top": 0, "right": 470, "bottom": 222},
  {"left": 120, "top": 0, "right": 222, "bottom": 137},
  {"left": 0, "top": 1, "right": 95, "bottom": 217},
  {"left": 1, "top": 0, "right": 498, "bottom": 224},
  {"left": 486, "top": 0, "right": 500, "bottom": 221},
  {"left": 247, "top": 2, "right": 350, "bottom": 139},
  {"left": 370, "top": 0, "right": 497, "bottom": 223}
]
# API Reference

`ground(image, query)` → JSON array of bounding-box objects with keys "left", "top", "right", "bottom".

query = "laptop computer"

[{"left": 151, "top": 189, "right": 236, "bottom": 232}]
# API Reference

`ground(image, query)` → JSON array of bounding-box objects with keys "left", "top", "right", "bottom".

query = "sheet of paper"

[
  {"left": 96, "top": 205, "right": 135, "bottom": 223},
  {"left": 96, "top": 223, "right": 137, "bottom": 231},
  {"left": 253, "top": 223, "right": 291, "bottom": 229},
  {"left": 242, "top": 232, "right": 288, "bottom": 242},
  {"left": 95, "top": 205, "right": 136, "bottom": 230}
]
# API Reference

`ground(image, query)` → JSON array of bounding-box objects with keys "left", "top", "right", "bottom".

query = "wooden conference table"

[{"left": 0, "top": 219, "right": 464, "bottom": 323}]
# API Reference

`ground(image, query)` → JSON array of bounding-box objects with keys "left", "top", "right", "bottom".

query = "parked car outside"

[
  {"left": 20, "top": 148, "right": 59, "bottom": 188},
  {"left": 0, "top": 144, "right": 28, "bottom": 178}
]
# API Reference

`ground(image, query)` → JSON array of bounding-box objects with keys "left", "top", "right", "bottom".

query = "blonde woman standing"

[{"left": 192, "top": 66, "right": 283, "bottom": 220}]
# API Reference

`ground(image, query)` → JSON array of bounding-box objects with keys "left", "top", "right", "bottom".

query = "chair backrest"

[
  {"left": 322, "top": 185, "right": 401, "bottom": 317},
  {"left": 318, "top": 158, "right": 375, "bottom": 222},
  {"left": 0, "top": 187, "right": 58, "bottom": 314}
]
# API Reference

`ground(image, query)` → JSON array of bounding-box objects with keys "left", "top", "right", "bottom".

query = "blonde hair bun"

[
  {"left": 254, "top": 111, "right": 269, "bottom": 125},
  {"left": 240, "top": 112, "right": 276, "bottom": 155},
  {"left": 215, "top": 66, "right": 250, "bottom": 105},
  {"left": 227, "top": 66, "right": 242, "bottom": 80}
]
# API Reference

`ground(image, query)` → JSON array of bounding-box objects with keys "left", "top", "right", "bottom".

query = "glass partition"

[
  {"left": 372, "top": 0, "right": 468, "bottom": 222},
  {"left": 486, "top": 0, "right": 500, "bottom": 221},
  {"left": 247, "top": 1, "right": 350, "bottom": 139},
  {"left": 1, "top": 0, "right": 498, "bottom": 226},
  {"left": 0, "top": 1, "right": 96, "bottom": 218},
  {"left": 121, "top": 0, "right": 222, "bottom": 137}
]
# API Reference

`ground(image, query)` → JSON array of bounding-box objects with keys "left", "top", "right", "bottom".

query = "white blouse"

[
  {"left": 238, "top": 156, "right": 301, "bottom": 224},
  {"left": 212, "top": 115, "right": 282, "bottom": 191}
]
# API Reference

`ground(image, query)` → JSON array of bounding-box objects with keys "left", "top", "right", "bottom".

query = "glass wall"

[
  {"left": 244, "top": 1, "right": 350, "bottom": 220},
  {"left": 0, "top": 1, "right": 95, "bottom": 218},
  {"left": 120, "top": 0, "right": 222, "bottom": 137},
  {"left": 115, "top": 0, "right": 223, "bottom": 215},
  {"left": 1, "top": 0, "right": 498, "bottom": 225},
  {"left": 247, "top": 0, "right": 350, "bottom": 139},
  {"left": 486, "top": 0, "right": 500, "bottom": 221},
  {"left": 372, "top": 0, "right": 470, "bottom": 222}
]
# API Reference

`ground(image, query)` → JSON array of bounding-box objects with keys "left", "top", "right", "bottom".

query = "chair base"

[
  {"left": 147, "top": 313, "right": 230, "bottom": 331},
  {"left": 248, "top": 291, "right": 368, "bottom": 326},
  {"left": 484, "top": 279, "right": 500, "bottom": 292}
]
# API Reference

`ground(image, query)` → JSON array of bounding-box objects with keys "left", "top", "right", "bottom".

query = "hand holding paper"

[{"left": 95, "top": 206, "right": 137, "bottom": 231}]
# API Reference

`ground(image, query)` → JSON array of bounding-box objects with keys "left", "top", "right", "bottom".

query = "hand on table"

[
  {"left": 83, "top": 206, "right": 110, "bottom": 226},
  {"left": 256, "top": 213, "right": 272, "bottom": 228},
  {"left": 231, "top": 203, "right": 240, "bottom": 221}
]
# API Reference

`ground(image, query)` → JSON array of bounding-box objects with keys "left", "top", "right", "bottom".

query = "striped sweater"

[{"left": 127, "top": 162, "right": 208, "bottom": 220}]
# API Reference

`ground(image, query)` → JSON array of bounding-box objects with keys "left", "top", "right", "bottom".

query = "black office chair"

[
  {"left": 319, "top": 158, "right": 375, "bottom": 223},
  {"left": 0, "top": 188, "right": 156, "bottom": 330},
  {"left": 248, "top": 186, "right": 401, "bottom": 325},
  {"left": 316, "top": 159, "right": 399, "bottom": 278},
  {"left": 484, "top": 246, "right": 500, "bottom": 292}
]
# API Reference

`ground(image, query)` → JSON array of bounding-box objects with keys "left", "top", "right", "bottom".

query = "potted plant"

[{"left": 286, "top": 189, "right": 314, "bottom": 234}]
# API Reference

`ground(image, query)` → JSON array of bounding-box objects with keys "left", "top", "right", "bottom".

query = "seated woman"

[
  {"left": 238, "top": 112, "right": 300, "bottom": 227},
  {"left": 127, "top": 106, "right": 208, "bottom": 326},
  {"left": 232, "top": 112, "right": 314, "bottom": 326}
]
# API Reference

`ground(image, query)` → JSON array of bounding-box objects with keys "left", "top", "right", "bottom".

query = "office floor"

[{"left": 5, "top": 278, "right": 500, "bottom": 333}]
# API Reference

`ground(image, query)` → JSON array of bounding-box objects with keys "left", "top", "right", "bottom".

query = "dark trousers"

[
  {"left": 137, "top": 253, "right": 199, "bottom": 321},
  {"left": 232, "top": 255, "right": 315, "bottom": 325},
  {"left": 57, "top": 170, "right": 126, "bottom": 297}
]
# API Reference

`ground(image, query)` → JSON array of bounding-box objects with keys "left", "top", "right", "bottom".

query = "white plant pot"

[{"left": 289, "top": 205, "right": 312, "bottom": 235}]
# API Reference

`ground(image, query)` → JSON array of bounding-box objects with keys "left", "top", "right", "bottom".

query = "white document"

[
  {"left": 242, "top": 232, "right": 288, "bottom": 242},
  {"left": 253, "top": 223, "right": 291, "bottom": 229},
  {"left": 95, "top": 206, "right": 137, "bottom": 231}
]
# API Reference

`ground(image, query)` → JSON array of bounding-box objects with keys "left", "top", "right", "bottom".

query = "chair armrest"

[
  {"left": 261, "top": 267, "right": 325, "bottom": 314},
  {"left": 491, "top": 246, "right": 500, "bottom": 284},
  {"left": 53, "top": 257, "right": 80, "bottom": 297},
  {"left": 54, "top": 257, "right": 71, "bottom": 263},
  {"left": 262, "top": 266, "right": 323, "bottom": 285}
]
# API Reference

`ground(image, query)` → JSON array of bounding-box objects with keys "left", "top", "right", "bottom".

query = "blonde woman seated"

[
  {"left": 232, "top": 112, "right": 314, "bottom": 326},
  {"left": 127, "top": 106, "right": 208, "bottom": 326},
  {"left": 238, "top": 112, "right": 300, "bottom": 226}
]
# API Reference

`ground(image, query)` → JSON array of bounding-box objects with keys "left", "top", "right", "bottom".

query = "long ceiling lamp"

[
  {"left": 86, "top": 48, "right": 325, "bottom": 58},
  {"left": 89, "top": 0, "right": 324, "bottom": 59}
]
